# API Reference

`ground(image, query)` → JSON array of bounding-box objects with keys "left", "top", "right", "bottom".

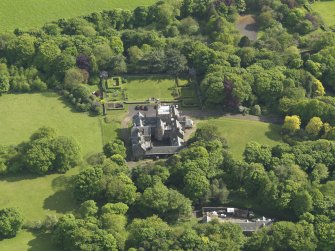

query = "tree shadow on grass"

[
  {"left": 265, "top": 123, "right": 283, "bottom": 142},
  {"left": 51, "top": 174, "right": 73, "bottom": 190},
  {"left": 43, "top": 188, "right": 77, "bottom": 214},
  {"left": 116, "top": 127, "right": 132, "bottom": 160},
  {"left": 56, "top": 96, "right": 81, "bottom": 114},
  {"left": 27, "top": 231, "right": 59, "bottom": 251},
  {"left": 0, "top": 173, "right": 45, "bottom": 183},
  {"left": 43, "top": 175, "right": 77, "bottom": 214},
  {"left": 39, "top": 92, "right": 59, "bottom": 98}
]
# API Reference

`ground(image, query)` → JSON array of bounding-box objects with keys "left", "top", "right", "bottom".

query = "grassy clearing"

[
  {"left": 124, "top": 76, "right": 177, "bottom": 101},
  {"left": 0, "top": 167, "right": 80, "bottom": 222},
  {"left": 0, "top": 92, "right": 103, "bottom": 157},
  {"left": 313, "top": 1, "right": 335, "bottom": 26},
  {"left": 0, "top": 158, "right": 82, "bottom": 251},
  {"left": 0, "top": 92, "right": 108, "bottom": 250},
  {"left": 0, "top": 0, "right": 157, "bottom": 32},
  {"left": 236, "top": 15, "right": 258, "bottom": 41},
  {"left": 0, "top": 230, "right": 58, "bottom": 251},
  {"left": 198, "top": 117, "right": 282, "bottom": 158},
  {"left": 0, "top": 92, "right": 107, "bottom": 222},
  {"left": 101, "top": 109, "right": 127, "bottom": 145}
]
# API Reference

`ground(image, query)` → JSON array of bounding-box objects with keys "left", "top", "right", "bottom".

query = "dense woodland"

[{"left": 0, "top": 0, "right": 335, "bottom": 250}]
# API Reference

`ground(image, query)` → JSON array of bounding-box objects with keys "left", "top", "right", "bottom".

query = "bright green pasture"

[
  {"left": 0, "top": 92, "right": 127, "bottom": 250},
  {"left": 101, "top": 109, "right": 128, "bottom": 145},
  {"left": 0, "top": 167, "right": 80, "bottom": 222},
  {"left": 0, "top": 0, "right": 157, "bottom": 32},
  {"left": 0, "top": 230, "right": 58, "bottom": 251},
  {"left": 0, "top": 151, "right": 81, "bottom": 251},
  {"left": 0, "top": 92, "right": 103, "bottom": 157},
  {"left": 124, "top": 76, "right": 177, "bottom": 101},
  {"left": 198, "top": 117, "right": 282, "bottom": 158},
  {"left": 313, "top": 1, "right": 335, "bottom": 26}
]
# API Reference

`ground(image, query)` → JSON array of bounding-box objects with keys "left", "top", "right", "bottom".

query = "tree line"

[{"left": 0, "top": 0, "right": 333, "bottom": 121}]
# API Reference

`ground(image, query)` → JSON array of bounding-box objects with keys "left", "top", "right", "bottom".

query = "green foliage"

[
  {"left": 127, "top": 215, "right": 172, "bottom": 250},
  {"left": 24, "top": 137, "right": 56, "bottom": 174},
  {"left": 79, "top": 200, "right": 98, "bottom": 218},
  {"left": 53, "top": 214, "right": 117, "bottom": 251},
  {"left": 183, "top": 170, "right": 210, "bottom": 201},
  {"left": 305, "top": 117, "right": 323, "bottom": 138},
  {"left": 34, "top": 41, "right": 61, "bottom": 73},
  {"left": 291, "top": 191, "right": 313, "bottom": 217},
  {"left": 132, "top": 164, "right": 170, "bottom": 191},
  {"left": 74, "top": 167, "right": 103, "bottom": 202},
  {"left": 101, "top": 203, "right": 128, "bottom": 215},
  {"left": 18, "top": 127, "right": 81, "bottom": 174},
  {"left": 105, "top": 173, "right": 137, "bottom": 205},
  {"left": 0, "top": 75, "right": 10, "bottom": 95},
  {"left": 1, "top": 1, "right": 335, "bottom": 250},
  {"left": 283, "top": 115, "right": 301, "bottom": 134},
  {"left": 103, "top": 139, "right": 126, "bottom": 159},
  {"left": 245, "top": 221, "right": 317, "bottom": 251},
  {"left": 243, "top": 141, "right": 272, "bottom": 168},
  {"left": 0, "top": 208, "right": 23, "bottom": 238},
  {"left": 100, "top": 211, "right": 128, "bottom": 250},
  {"left": 164, "top": 48, "right": 188, "bottom": 76},
  {"left": 64, "top": 68, "right": 85, "bottom": 90},
  {"left": 139, "top": 181, "right": 192, "bottom": 223},
  {"left": 194, "top": 220, "right": 246, "bottom": 250}
]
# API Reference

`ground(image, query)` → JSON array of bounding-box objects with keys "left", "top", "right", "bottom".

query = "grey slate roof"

[{"left": 145, "top": 146, "right": 183, "bottom": 155}]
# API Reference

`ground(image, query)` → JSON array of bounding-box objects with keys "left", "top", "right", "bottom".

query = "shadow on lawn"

[
  {"left": 43, "top": 188, "right": 77, "bottom": 214},
  {"left": 0, "top": 169, "right": 77, "bottom": 183},
  {"left": 43, "top": 175, "right": 77, "bottom": 214},
  {"left": 0, "top": 173, "right": 44, "bottom": 183},
  {"left": 51, "top": 174, "right": 73, "bottom": 190},
  {"left": 265, "top": 123, "right": 283, "bottom": 142},
  {"left": 40, "top": 91, "right": 80, "bottom": 114},
  {"left": 40, "top": 92, "right": 59, "bottom": 98},
  {"left": 27, "top": 231, "right": 58, "bottom": 251},
  {"left": 41, "top": 91, "right": 99, "bottom": 117}
]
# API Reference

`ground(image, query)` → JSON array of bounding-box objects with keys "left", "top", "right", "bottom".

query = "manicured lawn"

[
  {"left": 198, "top": 117, "right": 282, "bottom": 158},
  {"left": 313, "top": 1, "right": 335, "bottom": 26},
  {"left": 0, "top": 92, "right": 103, "bottom": 157},
  {"left": 101, "top": 109, "right": 127, "bottom": 145},
  {"left": 0, "top": 0, "right": 157, "bottom": 32},
  {"left": 124, "top": 76, "right": 177, "bottom": 101}
]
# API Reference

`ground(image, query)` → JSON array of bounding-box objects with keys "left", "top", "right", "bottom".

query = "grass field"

[
  {"left": 101, "top": 109, "right": 128, "bottom": 145},
  {"left": 0, "top": 92, "right": 103, "bottom": 157},
  {"left": 313, "top": 1, "right": 335, "bottom": 26},
  {"left": 198, "top": 117, "right": 282, "bottom": 158},
  {"left": 0, "top": 92, "right": 112, "bottom": 250},
  {"left": 124, "top": 76, "right": 177, "bottom": 101},
  {"left": 0, "top": 0, "right": 157, "bottom": 32},
  {"left": 0, "top": 230, "right": 58, "bottom": 251}
]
